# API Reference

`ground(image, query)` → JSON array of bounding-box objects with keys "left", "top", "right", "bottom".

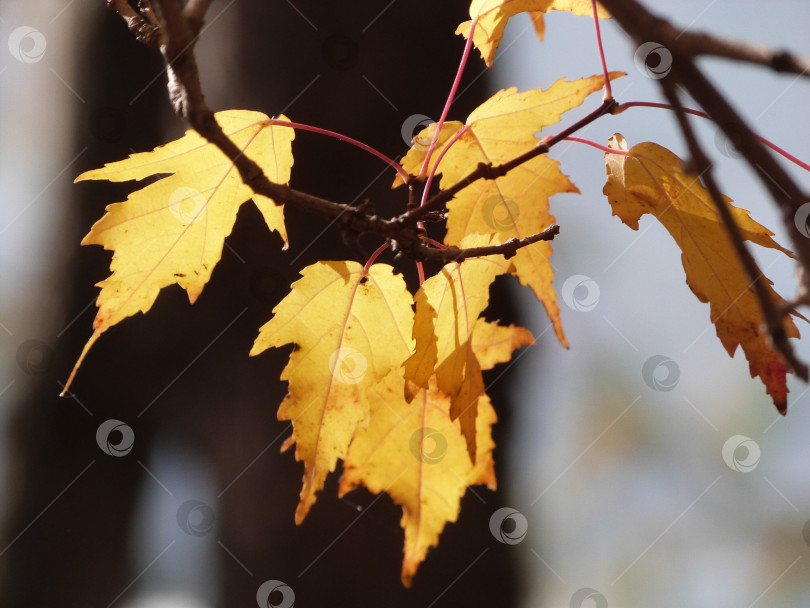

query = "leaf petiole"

[
  {"left": 564, "top": 136, "right": 629, "bottom": 155},
  {"left": 418, "top": 17, "right": 478, "bottom": 179},
  {"left": 613, "top": 102, "right": 810, "bottom": 173},
  {"left": 267, "top": 119, "right": 408, "bottom": 180},
  {"left": 420, "top": 125, "right": 470, "bottom": 209},
  {"left": 591, "top": 0, "right": 612, "bottom": 101},
  {"left": 364, "top": 242, "right": 390, "bottom": 273}
]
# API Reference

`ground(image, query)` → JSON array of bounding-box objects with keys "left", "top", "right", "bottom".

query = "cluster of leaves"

[{"left": 65, "top": 0, "right": 803, "bottom": 585}]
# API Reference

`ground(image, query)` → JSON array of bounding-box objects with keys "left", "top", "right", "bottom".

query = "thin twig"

[
  {"left": 405, "top": 98, "right": 616, "bottom": 224},
  {"left": 662, "top": 24, "right": 810, "bottom": 76},
  {"left": 679, "top": 30, "right": 810, "bottom": 76},
  {"left": 411, "top": 225, "right": 560, "bottom": 264},
  {"left": 598, "top": 0, "right": 810, "bottom": 78},
  {"left": 591, "top": 0, "right": 612, "bottom": 100},
  {"left": 615, "top": 101, "right": 810, "bottom": 173}
]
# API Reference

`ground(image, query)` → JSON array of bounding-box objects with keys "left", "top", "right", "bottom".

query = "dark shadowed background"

[{"left": 0, "top": 2, "right": 522, "bottom": 607}]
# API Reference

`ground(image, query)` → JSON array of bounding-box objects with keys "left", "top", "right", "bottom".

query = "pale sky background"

[
  {"left": 492, "top": 3, "right": 810, "bottom": 607},
  {"left": 2, "top": 2, "right": 810, "bottom": 608}
]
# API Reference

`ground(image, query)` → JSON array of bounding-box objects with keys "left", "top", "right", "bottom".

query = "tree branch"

[
  {"left": 106, "top": 0, "right": 162, "bottom": 48},
  {"left": 120, "top": 0, "right": 810, "bottom": 354},
  {"left": 598, "top": 0, "right": 810, "bottom": 285},
  {"left": 598, "top": 0, "right": 810, "bottom": 357},
  {"left": 660, "top": 80, "right": 808, "bottom": 390},
  {"left": 677, "top": 30, "right": 810, "bottom": 76},
  {"left": 612, "top": 6, "right": 810, "bottom": 77},
  {"left": 182, "top": 0, "right": 214, "bottom": 35},
  {"left": 120, "top": 0, "right": 553, "bottom": 264},
  {"left": 598, "top": 0, "right": 810, "bottom": 78},
  {"left": 98, "top": 5, "right": 351, "bottom": 226},
  {"left": 104, "top": 1, "right": 594, "bottom": 268},
  {"left": 405, "top": 98, "right": 617, "bottom": 224},
  {"left": 410, "top": 225, "right": 560, "bottom": 263}
]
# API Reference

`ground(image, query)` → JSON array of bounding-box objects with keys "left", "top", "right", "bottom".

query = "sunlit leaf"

[
  {"left": 64, "top": 110, "right": 294, "bottom": 390},
  {"left": 251, "top": 261, "right": 415, "bottom": 522},
  {"left": 603, "top": 133, "right": 801, "bottom": 412}
]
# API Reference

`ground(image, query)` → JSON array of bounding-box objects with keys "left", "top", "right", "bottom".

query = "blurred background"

[{"left": 1, "top": 1, "right": 809, "bottom": 607}]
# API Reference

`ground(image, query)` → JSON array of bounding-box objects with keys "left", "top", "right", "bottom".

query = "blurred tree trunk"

[
  {"left": 0, "top": 3, "right": 524, "bottom": 607},
  {"left": 0, "top": 7, "right": 168, "bottom": 607}
]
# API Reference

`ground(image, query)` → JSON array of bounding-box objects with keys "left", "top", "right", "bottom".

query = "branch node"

[{"left": 107, "top": 0, "right": 163, "bottom": 48}]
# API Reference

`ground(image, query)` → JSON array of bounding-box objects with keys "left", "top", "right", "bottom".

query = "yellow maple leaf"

[
  {"left": 339, "top": 370, "right": 498, "bottom": 587},
  {"left": 404, "top": 234, "right": 511, "bottom": 460},
  {"left": 472, "top": 318, "right": 535, "bottom": 368},
  {"left": 603, "top": 133, "right": 801, "bottom": 411},
  {"left": 250, "top": 261, "right": 415, "bottom": 522},
  {"left": 400, "top": 74, "right": 622, "bottom": 348},
  {"left": 547, "top": 0, "right": 609, "bottom": 16},
  {"left": 457, "top": 0, "right": 608, "bottom": 66},
  {"left": 63, "top": 110, "right": 293, "bottom": 391},
  {"left": 531, "top": 1, "right": 610, "bottom": 41},
  {"left": 457, "top": 0, "right": 554, "bottom": 67}
]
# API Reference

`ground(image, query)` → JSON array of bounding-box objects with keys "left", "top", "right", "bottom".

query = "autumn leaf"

[
  {"left": 531, "top": 0, "right": 610, "bottom": 41},
  {"left": 340, "top": 370, "right": 497, "bottom": 587},
  {"left": 63, "top": 110, "right": 294, "bottom": 392},
  {"left": 603, "top": 133, "right": 801, "bottom": 412},
  {"left": 457, "top": 0, "right": 554, "bottom": 67},
  {"left": 547, "top": 0, "right": 609, "bottom": 16},
  {"left": 403, "top": 287, "right": 439, "bottom": 402},
  {"left": 341, "top": 315, "right": 531, "bottom": 585},
  {"left": 404, "top": 235, "right": 511, "bottom": 460},
  {"left": 472, "top": 318, "right": 535, "bottom": 368},
  {"left": 250, "top": 261, "right": 415, "bottom": 522},
  {"left": 457, "top": 0, "right": 608, "bottom": 66},
  {"left": 400, "top": 74, "right": 623, "bottom": 348}
]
